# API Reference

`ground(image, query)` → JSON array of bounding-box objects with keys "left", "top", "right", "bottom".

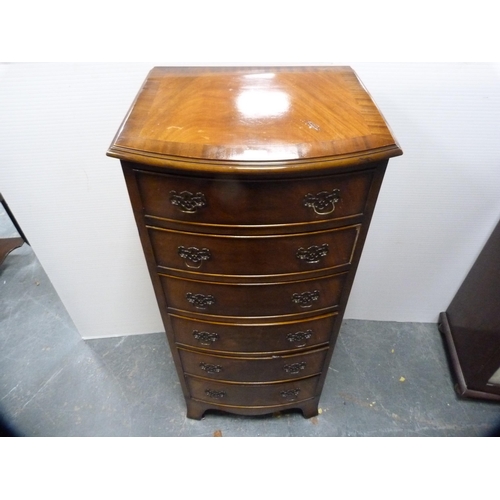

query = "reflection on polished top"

[{"left": 107, "top": 66, "right": 402, "bottom": 173}]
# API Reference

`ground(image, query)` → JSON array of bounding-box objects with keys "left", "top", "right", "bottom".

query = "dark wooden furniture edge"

[
  {"left": 0, "top": 193, "right": 30, "bottom": 246},
  {"left": 186, "top": 396, "right": 320, "bottom": 420},
  {"left": 438, "top": 312, "right": 500, "bottom": 402},
  {"left": 0, "top": 193, "right": 29, "bottom": 266},
  {"left": 0, "top": 237, "right": 24, "bottom": 267},
  {"left": 107, "top": 145, "right": 402, "bottom": 176}
]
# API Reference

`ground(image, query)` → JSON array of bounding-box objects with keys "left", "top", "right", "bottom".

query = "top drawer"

[{"left": 135, "top": 169, "right": 374, "bottom": 227}]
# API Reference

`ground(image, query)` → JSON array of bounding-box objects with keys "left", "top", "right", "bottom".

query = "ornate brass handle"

[
  {"left": 186, "top": 293, "right": 216, "bottom": 310},
  {"left": 286, "top": 330, "right": 313, "bottom": 347},
  {"left": 303, "top": 189, "right": 340, "bottom": 215},
  {"left": 280, "top": 389, "right": 300, "bottom": 401},
  {"left": 193, "top": 330, "right": 219, "bottom": 346},
  {"left": 169, "top": 190, "right": 207, "bottom": 214},
  {"left": 296, "top": 244, "right": 329, "bottom": 264},
  {"left": 200, "top": 362, "right": 223, "bottom": 374},
  {"left": 283, "top": 362, "right": 306, "bottom": 375},
  {"left": 205, "top": 389, "right": 226, "bottom": 399},
  {"left": 292, "top": 290, "right": 320, "bottom": 308},
  {"left": 178, "top": 246, "right": 211, "bottom": 269}
]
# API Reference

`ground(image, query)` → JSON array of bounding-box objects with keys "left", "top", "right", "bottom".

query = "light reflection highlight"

[
  {"left": 243, "top": 72, "right": 275, "bottom": 80},
  {"left": 236, "top": 90, "right": 290, "bottom": 119},
  {"left": 230, "top": 146, "right": 299, "bottom": 161}
]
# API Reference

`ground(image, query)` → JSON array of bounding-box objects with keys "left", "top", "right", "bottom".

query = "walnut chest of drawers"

[{"left": 107, "top": 66, "right": 402, "bottom": 419}]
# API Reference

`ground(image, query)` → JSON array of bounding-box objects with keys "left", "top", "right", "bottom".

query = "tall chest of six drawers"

[{"left": 107, "top": 66, "right": 402, "bottom": 419}]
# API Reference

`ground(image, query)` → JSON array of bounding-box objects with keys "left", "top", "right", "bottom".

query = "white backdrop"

[{"left": 1, "top": 62, "right": 500, "bottom": 338}]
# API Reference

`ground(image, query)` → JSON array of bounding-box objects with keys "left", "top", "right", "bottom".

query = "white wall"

[
  {"left": 1, "top": 62, "right": 499, "bottom": 338},
  {"left": 0, "top": 63, "right": 164, "bottom": 338},
  {"left": 345, "top": 63, "right": 500, "bottom": 321}
]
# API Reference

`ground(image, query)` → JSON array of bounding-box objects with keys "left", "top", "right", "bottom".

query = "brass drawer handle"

[
  {"left": 205, "top": 389, "right": 226, "bottom": 399},
  {"left": 283, "top": 362, "right": 306, "bottom": 375},
  {"left": 186, "top": 293, "right": 216, "bottom": 309},
  {"left": 303, "top": 189, "right": 341, "bottom": 215},
  {"left": 292, "top": 290, "right": 320, "bottom": 308},
  {"left": 178, "top": 246, "right": 211, "bottom": 269},
  {"left": 200, "top": 362, "right": 223, "bottom": 374},
  {"left": 193, "top": 330, "right": 219, "bottom": 345},
  {"left": 286, "top": 330, "right": 313, "bottom": 347},
  {"left": 280, "top": 389, "right": 300, "bottom": 401},
  {"left": 169, "top": 190, "right": 207, "bottom": 214},
  {"left": 296, "top": 244, "right": 329, "bottom": 264}
]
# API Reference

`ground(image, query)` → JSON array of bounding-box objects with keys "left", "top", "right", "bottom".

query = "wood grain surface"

[{"left": 108, "top": 66, "right": 402, "bottom": 172}]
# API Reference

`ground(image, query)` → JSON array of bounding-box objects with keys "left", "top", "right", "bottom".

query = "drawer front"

[
  {"left": 160, "top": 273, "right": 347, "bottom": 318},
  {"left": 136, "top": 169, "right": 374, "bottom": 226},
  {"left": 187, "top": 375, "right": 320, "bottom": 407},
  {"left": 170, "top": 313, "right": 337, "bottom": 353},
  {"left": 149, "top": 225, "right": 360, "bottom": 277},
  {"left": 178, "top": 346, "right": 329, "bottom": 382}
]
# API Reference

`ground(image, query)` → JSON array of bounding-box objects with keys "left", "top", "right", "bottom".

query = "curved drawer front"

[
  {"left": 160, "top": 273, "right": 347, "bottom": 318},
  {"left": 149, "top": 224, "right": 360, "bottom": 277},
  {"left": 187, "top": 375, "right": 320, "bottom": 407},
  {"left": 178, "top": 346, "right": 328, "bottom": 382},
  {"left": 136, "top": 168, "right": 374, "bottom": 227},
  {"left": 170, "top": 313, "right": 337, "bottom": 353}
]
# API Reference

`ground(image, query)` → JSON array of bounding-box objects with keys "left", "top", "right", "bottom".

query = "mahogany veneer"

[{"left": 107, "top": 66, "right": 402, "bottom": 419}]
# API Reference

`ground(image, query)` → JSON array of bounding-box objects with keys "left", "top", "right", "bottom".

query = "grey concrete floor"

[{"left": 1, "top": 205, "right": 499, "bottom": 437}]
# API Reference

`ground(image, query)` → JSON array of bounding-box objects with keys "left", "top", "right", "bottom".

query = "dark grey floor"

[{"left": 1, "top": 206, "right": 499, "bottom": 437}]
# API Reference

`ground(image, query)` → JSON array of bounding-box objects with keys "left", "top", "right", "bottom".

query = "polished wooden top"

[{"left": 107, "top": 66, "right": 402, "bottom": 174}]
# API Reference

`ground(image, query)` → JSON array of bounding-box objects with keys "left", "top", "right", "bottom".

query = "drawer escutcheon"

[
  {"left": 296, "top": 244, "right": 329, "bottom": 264},
  {"left": 286, "top": 330, "right": 313, "bottom": 347},
  {"left": 280, "top": 389, "right": 300, "bottom": 401},
  {"left": 303, "top": 189, "right": 341, "bottom": 215},
  {"left": 200, "top": 362, "right": 223, "bottom": 374},
  {"left": 205, "top": 389, "right": 226, "bottom": 399},
  {"left": 178, "top": 246, "right": 211, "bottom": 268},
  {"left": 292, "top": 290, "right": 320, "bottom": 308},
  {"left": 169, "top": 190, "right": 207, "bottom": 214},
  {"left": 186, "top": 293, "right": 216, "bottom": 309},
  {"left": 283, "top": 362, "right": 306, "bottom": 375},
  {"left": 192, "top": 330, "right": 219, "bottom": 345}
]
